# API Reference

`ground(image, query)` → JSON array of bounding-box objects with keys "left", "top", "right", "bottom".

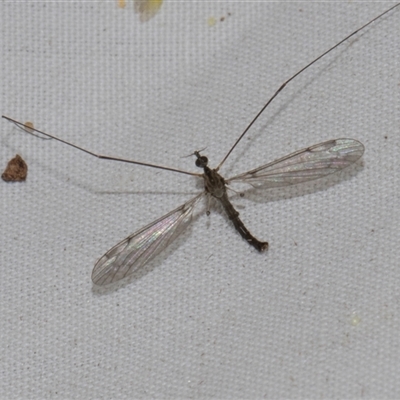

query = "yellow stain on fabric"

[
  {"left": 207, "top": 16, "right": 217, "bottom": 27},
  {"left": 134, "top": 0, "right": 163, "bottom": 22}
]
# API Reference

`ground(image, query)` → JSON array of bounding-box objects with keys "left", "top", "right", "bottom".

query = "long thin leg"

[
  {"left": 216, "top": 3, "right": 400, "bottom": 170},
  {"left": 2, "top": 115, "right": 201, "bottom": 177}
]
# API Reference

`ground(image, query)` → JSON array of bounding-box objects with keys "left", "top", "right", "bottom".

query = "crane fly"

[{"left": 3, "top": 4, "right": 398, "bottom": 285}]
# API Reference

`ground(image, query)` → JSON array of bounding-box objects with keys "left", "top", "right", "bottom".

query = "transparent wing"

[
  {"left": 92, "top": 193, "right": 204, "bottom": 286},
  {"left": 227, "top": 139, "right": 364, "bottom": 188}
]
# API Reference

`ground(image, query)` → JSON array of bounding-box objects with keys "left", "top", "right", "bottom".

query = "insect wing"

[
  {"left": 227, "top": 139, "right": 364, "bottom": 188},
  {"left": 92, "top": 193, "right": 204, "bottom": 285}
]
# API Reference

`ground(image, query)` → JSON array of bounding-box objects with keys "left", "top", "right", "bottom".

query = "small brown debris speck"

[
  {"left": 2, "top": 154, "right": 28, "bottom": 182},
  {"left": 23, "top": 121, "right": 34, "bottom": 133}
]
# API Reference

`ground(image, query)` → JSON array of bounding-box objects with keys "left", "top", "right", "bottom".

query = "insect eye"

[{"left": 195, "top": 156, "right": 208, "bottom": 168}]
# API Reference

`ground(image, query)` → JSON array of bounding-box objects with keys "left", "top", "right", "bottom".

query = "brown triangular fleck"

[{"left": 2, "top": 154, "right": 28, "bottom": 182}]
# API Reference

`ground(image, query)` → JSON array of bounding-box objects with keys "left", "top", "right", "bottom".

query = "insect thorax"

[{"left": 202, "top": 167, "right": 226, "bottom": 199}]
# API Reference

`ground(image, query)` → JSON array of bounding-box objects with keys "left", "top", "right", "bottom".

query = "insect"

[{"left": 3, "top": 4, "right": 398, "bottom": 285}]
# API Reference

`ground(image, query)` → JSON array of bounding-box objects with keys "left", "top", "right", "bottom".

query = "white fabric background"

[{"left": 1, "top": 1, "right": 400, "bottom": 399}]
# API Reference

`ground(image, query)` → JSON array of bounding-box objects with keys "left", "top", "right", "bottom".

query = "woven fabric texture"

[{"left": 1, "top": 2, "right": 400, "bottom": 399}]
